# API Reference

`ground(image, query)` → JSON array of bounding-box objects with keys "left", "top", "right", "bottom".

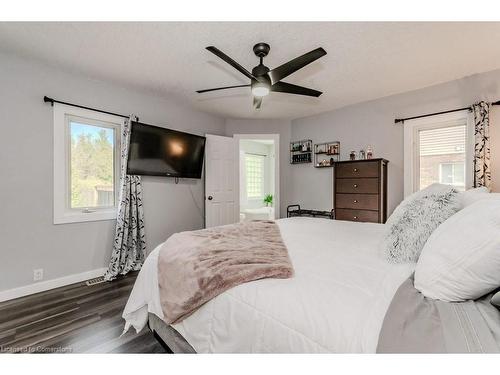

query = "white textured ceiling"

[{"left": 2, "top": 22, "right": 500, "bottom": 119}]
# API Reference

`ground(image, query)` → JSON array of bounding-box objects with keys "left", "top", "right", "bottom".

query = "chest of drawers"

[{"left": 333, "top": 159, "right": 388, "bottom": 223}]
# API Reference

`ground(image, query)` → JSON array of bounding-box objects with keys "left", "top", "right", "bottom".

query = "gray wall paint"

[
  {"left": 291, "top": 70, "right": 500, "bottom": 215},
  {"left": 3, "top": 49, "right": 500, "bottom": 293},
  {"left": 225, "top": 119, "right": 292, "bottom": 218},
  {"left": 0, "top": 53, "right": 225, "bottom": 291}
]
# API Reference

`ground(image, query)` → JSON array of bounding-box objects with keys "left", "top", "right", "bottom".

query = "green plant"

[{"left": 263, "top": 194, "right": 273, "bottom": 206}]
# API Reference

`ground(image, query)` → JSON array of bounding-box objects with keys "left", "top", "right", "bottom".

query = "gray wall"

[
  {"left": 0, "top": 53, "right": 225, "bottom": 291},
  {"left": 225, "top": 119, "right": 292, "bottom": 218},
  {"left": 291, "top": 70, "right": 500, "bottom": 215},
  {"left": 3, "top": 49, "right": 500, "bottom": 293}
]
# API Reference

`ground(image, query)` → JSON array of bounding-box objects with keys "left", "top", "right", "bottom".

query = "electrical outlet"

[{"left": 33, "top": 268, "right": 44, "bottom": 282}]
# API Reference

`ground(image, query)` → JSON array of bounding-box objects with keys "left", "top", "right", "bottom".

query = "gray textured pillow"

[{"left": 381, "top": 185, "right": 461, "bottom": 263}]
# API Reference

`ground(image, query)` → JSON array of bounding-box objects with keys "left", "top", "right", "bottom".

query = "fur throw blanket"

[
  {"left": 158, "top": 220, "right": 294, "bottom": 324},
  {"left": 381, "top": 184, "right": 461, "bottom": 263}
]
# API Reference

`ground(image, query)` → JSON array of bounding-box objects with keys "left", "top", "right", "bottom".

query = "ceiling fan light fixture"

[
  {"left": 251, "top": 82, "right": 270, "bottom": 97},
  {"left": 197, "top": 43, "right": 326, "bottom": 106}
]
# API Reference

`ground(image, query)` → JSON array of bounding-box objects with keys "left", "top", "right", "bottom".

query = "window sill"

[{"left": 54, "top": 209, "right": 117, "bottom": 225}]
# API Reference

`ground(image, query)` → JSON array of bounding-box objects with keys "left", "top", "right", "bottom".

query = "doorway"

[{"left": 235, "top": 134, "right": 280, "bottom": 221}]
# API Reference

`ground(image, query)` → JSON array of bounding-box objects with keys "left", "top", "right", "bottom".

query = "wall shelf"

[
  {"left": 314, "top": 141, "right": 340, "bottom": 167},
  {"left": 290, "top": 139, "right": 312, "bottom": 164}
]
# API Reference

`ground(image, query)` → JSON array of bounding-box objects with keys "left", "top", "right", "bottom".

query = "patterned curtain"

[
  {"left": 104, "top": 115, "right": 146, "bottom": 281},
  {"left": 472, "top": 101, "right": 491, "bottom": 188}
]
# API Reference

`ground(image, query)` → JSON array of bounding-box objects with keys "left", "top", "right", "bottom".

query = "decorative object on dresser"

[
  {"left": 287, "top": 204, "right": 334, "bottom": 219},
  {"left": 333, "top": 158, "right": 388, "bottom": 223},
  {"left": 366, "top": 146, "right": 373, "bottom": 159},
  {"left": 314, "top": 141, "right": 340, "bottom": 167},
  {"left": 290, "top": 139, "right": 312, "bottom": 164}
]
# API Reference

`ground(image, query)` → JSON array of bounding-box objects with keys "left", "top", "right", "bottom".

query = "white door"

[{"left": 205, "top": 134, "right": 238, "bottom": 228}]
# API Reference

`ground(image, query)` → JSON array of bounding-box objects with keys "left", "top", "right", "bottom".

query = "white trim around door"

[{"left": 234, "top": 134, "right": 280, "bottom": 219}]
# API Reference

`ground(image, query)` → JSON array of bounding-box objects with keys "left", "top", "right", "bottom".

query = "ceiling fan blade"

[
  {"left": 206, "top": 46, "right": 258, "bottom": 81},
  {"left": 267, "top": 47, "right": 326, "bottom": 85},
  {"left": 253, "top": 96, "right": 262, "bottom": 109},
  {"left": 196, "top": 84, "right": 250, "bottom": 94},
  {"left": 271, "top": 82, "right": 322, "bottom": 97}
]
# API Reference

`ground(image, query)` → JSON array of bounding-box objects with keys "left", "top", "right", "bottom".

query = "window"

[
  {"left": 439, "top": 163, "right": 465, "bottom": 188},
  {"left": 404, "top": 110, "right": 473, "bottom": 196},
  {"left": 245, "top": 153, "right": 265, "bottom": 199},
  {"left": 54, "top": 104, "right": 122, "bottom": 224}
]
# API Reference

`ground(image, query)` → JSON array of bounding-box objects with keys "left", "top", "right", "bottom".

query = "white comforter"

[{"left": 123, "top": 217, "right": 414, "bottom": 353}]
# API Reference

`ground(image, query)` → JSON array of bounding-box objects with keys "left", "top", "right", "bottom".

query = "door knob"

[{"left": 207, "top": 196, "right": 213, "bottom": 201}]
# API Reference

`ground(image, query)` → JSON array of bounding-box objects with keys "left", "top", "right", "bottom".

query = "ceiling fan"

[{"left": 196, "top": 42, "right": 327, "bottom": 109}]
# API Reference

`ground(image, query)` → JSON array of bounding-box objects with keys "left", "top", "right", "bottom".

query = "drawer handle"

[
  {"left": 353, "top": 200, "right": 358, "bottom": 203},
  {"left": 353, "top": 184, "right": 358, "bottom": 188},
  {"left": 353, "top": 216, "right": 358, "bottom": 220},
  {"left": 353, "top": 168, "right": 358, "bottom": 172}
]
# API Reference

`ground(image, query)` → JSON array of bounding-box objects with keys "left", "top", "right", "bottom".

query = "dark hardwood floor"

[{"left": 0, "top": 272, "right": 165, "bottom": 353}]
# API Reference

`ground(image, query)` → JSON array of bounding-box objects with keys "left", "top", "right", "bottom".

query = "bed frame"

[{"left": 148, "top": 313, "right": 196, "bottom": 353}]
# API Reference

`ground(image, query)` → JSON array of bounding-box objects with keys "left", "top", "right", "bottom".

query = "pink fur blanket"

[{"left": 157, "top": 220, "right": 294, "bottom": 324}]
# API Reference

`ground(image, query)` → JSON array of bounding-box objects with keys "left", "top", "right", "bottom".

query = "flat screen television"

[{"left": 127, "top": 121, "right": 206, "bottom": 179}]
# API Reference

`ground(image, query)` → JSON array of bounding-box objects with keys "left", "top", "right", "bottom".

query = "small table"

[{"left": 286, "top": 205, "right": 334, "bottom": 219}]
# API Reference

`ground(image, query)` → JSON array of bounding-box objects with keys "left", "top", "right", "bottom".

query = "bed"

[{"left": 122, "top": 217, "right": 500, "bottom": 353}]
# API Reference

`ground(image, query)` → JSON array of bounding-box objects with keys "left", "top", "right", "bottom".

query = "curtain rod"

[
  {"left": 43, "top": 96, "right": 135, "bottom": 120},
  {"left": 394, "top": 100, "right": 500, "bottom": 124}
]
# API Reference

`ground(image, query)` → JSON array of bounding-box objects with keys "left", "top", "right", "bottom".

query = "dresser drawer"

[
  {"left": 335, "top": 193, "right": 379, "bottom": 210},
  {"left": 336, "top": 161, "right": 380, "bottom": 178},
  {"left": 335, "top": 209, "right": 379, "bottom": 223},
  {"left": 336, "top": 178, "right": 379, "bottom": 194}
]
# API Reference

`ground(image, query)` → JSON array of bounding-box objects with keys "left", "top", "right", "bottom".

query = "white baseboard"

[{"left": 0, "top": 267, "right": 107, "bottom": 302}]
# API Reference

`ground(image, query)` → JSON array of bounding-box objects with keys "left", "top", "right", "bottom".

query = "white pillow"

[
  {"left": 461, "top": 189, "right": 500, "bottom": 208},
  {"left": 414, "top": 199, "right": 500, "bottom": 301},
  {"left": 459, "top": 186, "right": 489, "bottom": 207}
]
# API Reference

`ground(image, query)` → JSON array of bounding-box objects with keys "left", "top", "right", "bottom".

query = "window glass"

[
  {"left": 439, "top": 163, "right": 465, "bottom": 187},
  {"left": 70, "top": 121, "right": 115, "bottom": 208},
  {"left": 245, "top": 154, "right": 265, "bottom": 199},
  {"left": 418, "top": 124, "right": 466, "bottom": 191}
]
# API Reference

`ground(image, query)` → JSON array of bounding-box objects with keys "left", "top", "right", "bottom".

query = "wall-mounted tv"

[{"left": 127, "top": 121, "right": 206, "bottom": 179}]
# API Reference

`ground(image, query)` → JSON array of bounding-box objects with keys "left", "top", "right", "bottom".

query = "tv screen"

[{"left": 127, "top": 122, "right": 206, "bottom": 179}]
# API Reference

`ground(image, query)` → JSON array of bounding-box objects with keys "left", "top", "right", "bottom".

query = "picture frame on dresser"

[{"left": 333, "top": 159, "right": 388, "bottom": 223}]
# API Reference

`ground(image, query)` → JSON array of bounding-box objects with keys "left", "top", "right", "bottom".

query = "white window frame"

[
  {"left": 53, "top": 103, "right": 123, "bottom": 224},
  {"left": 403, "top": 110, "right": 474, "bottom": 197}
]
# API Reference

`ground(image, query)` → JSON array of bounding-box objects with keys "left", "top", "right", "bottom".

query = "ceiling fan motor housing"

[{"left": 252, "top": 64, "right": 270, "bottom": 83}]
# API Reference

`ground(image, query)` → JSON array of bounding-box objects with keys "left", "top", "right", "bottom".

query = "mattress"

[{"left": 123, "top": 217, "right": 414, "bottom": 353}]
